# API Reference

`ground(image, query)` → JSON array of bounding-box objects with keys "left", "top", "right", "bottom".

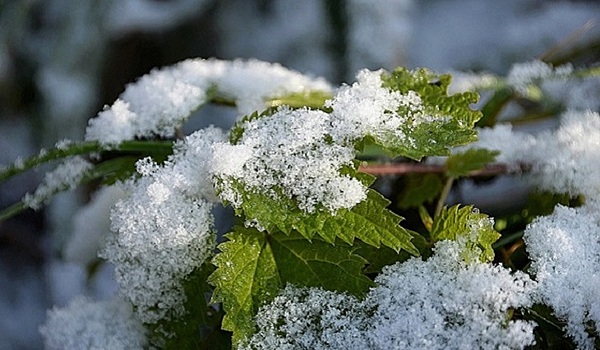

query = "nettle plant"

[{"left": 1, "top": 58, "right": 600, "bottom": 349}]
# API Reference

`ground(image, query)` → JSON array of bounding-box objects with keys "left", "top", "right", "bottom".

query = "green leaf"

[
  {"left": 267, "top": 90, "right": 333, "bottom": 111},
  {"left": 151, "top": 263, "right": 230, "bottom": 350},
  {"left": 378, "top": 67, "right": 482, "bottom": 160},
  {"left": 209, "top": 228, "right": 280, "bottom": 345},
  {"left": 353, "top": 230, "right": 429, "bottom": 275},
  {"left": 269, "top": 231, "right": 373, "bottom": 295},
  {"left": 209, "top": 227, "right": 372, "bottom": 345},
  {"left": 446, "top": 148, "right": 500, "bottom": 178},
  {"left": 323, "top": 189, "right": 419, "bottom": 255},
  {"left": 524, "top": 190, "right": 584, "bottom": 224},
  {"left": 230, "top": 178, "right": 418, "bottom": 255},
  {"left": 397, "top": 173, "right": 444, "bottom": 209},
  {"left": 430, "top": 205, "right": 500, "bottom": 263},
  {"left": 477, "top": 86, "right": 514, "bottom": 127}
]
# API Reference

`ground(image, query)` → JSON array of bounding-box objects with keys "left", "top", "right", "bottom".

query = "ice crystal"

[
  {"left": 100, "top": 129, "right": 222, "bottom": 323},
  {"left": 39, "top": 297, "right": 147, "bottom": 350},
  {"left": 23, "top": 156, "right": 93, "bottom": 210},
  {"left": 241, "top": 286, "right": 370, "bottom": 350},
  {"left": 245, "top": 241, "right": 537, "bottom": 350},
  {"left": 506, "top": 60, "right": 572, "bottom": 94},
  {"left": 213, "top": 107, "right": 366, "bottom": 213},
  {"left": 524, "top": 204, "right": 600, "bottom": 349},
  {"left": 368, "top": 240, "right": 537, "bottom": 349},
  {"left": 465, "top": 110, "right": 600, "bottom": 200},
  {"left": 326, "top": 69, "right": 423, "bottom": 146},
  {"left": 85, "top": 59, "right": 331, "bottom": 146}
]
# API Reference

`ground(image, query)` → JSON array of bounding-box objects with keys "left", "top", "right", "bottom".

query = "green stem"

[
  {"left": 0, "top": 140, "right": 173, "bottom": 183},
  {"left": 492, "top": 230, "right": 524, "bottom": 249},
  {"left": 0, "top": 201, "right": 28, "bottom": 222},
  {"left": 434, "top": 177, "right": 454, "bottom": 218},
  {"left": 0, "top": 141, "right": 103, "bottom": 182}
]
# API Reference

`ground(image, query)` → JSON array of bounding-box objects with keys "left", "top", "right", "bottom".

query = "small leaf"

[
  {"left": 377, "top": 67, "right": 482, "bottom": 160},
  {"left": 209, "top": 228, "right": 281, "bottom": 345},
  {"left": 446, "top": 148, "right": 500, "bottom": 178},
  {"left": 477, "top": 87, "right": 514, "bottom": 127},
  {"left": 398, "top": 173, "right": 444, "bottom": 209},
  {"left": 430, "top": 205, "right": 500, "bottom": 263}
]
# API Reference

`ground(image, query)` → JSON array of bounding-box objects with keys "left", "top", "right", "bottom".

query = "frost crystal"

[
  {"left": 327, "top": 69, "right": 424, "bottom": 145},
  {"left": 368, "top": 240, "right": 537, "bottom": 349},
  {"left": 524, "top": 205, "right": 600, "bottom": 349},
  {"left": 241, "top": 286, "right": 370, "bottom": 350},
  {"left": 23, "top": 156, "right": 93, "bottom": 210},
  {"left": 213, "top": 107, "right": 366, "bottom": 213},
  {"left": 466, "top": 110, "right": 600, "bottom": 199},
  {"left": 506, "top": 60, "right": 572, "bottom": 94},
  {"left": 246, "top": 241, "right": 537, "bottom": 350},
  {"left": 39, "top": 297, "right": 147, "bottom": 350},
  {"left": 100, "top": 129, "right": 223, "bottom": 323},
  {"left": 85, "top": 58, "right": 331, "bottom": 146}
]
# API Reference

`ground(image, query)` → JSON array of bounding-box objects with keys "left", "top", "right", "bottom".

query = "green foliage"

[
  {"left": 267, "top": 90, "right": 333, "bottom": 110},
  {"left": 151, "top": 264, "right": 230, "bottom": 350},
  {"left": 10, "top": 59, "right": 588, "bottom": 348},
  {"left": 446, "top": 148, "right": 500, "bottom": 178},
  {"left": 209, "top": 228, "right": 280, "bottom": 345},
  {"left": 230, "top": 179, "right": 419, "bottom": 255},
  {"left": 524, "top": 191, "right": 584, "bottom": 224},
  {"left": 430, "top": 205, "right": 501, "bottom": 263},
  {"left": 378, "top": 67, "right": 482, "bottom": 160},
  {"left": 397, "top": 173, "right": 444, "bottom": 209},
  {"left": 477, "top": 87, "right": 514, "bottom": 127},
  {"left": 210, "top": 227, "right": 372, "bottom": 345},
  {"left": 0, "top": 140, "right": 173, "bottom": 223}
]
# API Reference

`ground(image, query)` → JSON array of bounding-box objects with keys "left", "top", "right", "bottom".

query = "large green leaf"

[
  {"left": 430, "top": 205, "right": 500, "bottom": 263},
  {"left": 268, "top": 232, "right": 373, "bottom": 294},
  {"left": 209, "top": 228, "right": 373, "bottom": 345},
  {"left": 231, "top": 181, "right": 418, "bottom": 255},
  {"left": 209, "top": 228, "right": 280, "bottom": 345},
  {"left": 323, "top": 189, "right": 419, "bottom": 255}
]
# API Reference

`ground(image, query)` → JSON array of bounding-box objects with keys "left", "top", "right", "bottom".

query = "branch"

[{"left": 359, "top": 162, "right": 522, "bottom": 177}]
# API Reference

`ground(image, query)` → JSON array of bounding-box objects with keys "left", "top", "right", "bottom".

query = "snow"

[
  {"left": 465, "top": 110, "right": 600, "bottom": 200},
  {"left": 39, "top": 296, "right": 147, "bottom": 350},
  {"left": 85, "top": 58, "right": 332, "bottom": 146},
  {"left": 327, "top": 69, "right": 424, "bottom": 145},
  {"left": 246, "top": 240, "right": 537, "bottom": 350},
  {"left": 524, "top": 204, "right": 600, "bottom": 349},
  {"left": 213, "top": 107, "right": 365, "bottom": 214},
  {"left": 22, "top": 156, "right": 93, "bottom": 210},
  {"left": 1, "top": 1, "right": 599, "bottom": 348}
]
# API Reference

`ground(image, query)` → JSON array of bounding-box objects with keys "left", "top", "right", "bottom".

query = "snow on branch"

[{"left": 85, "top": 59, "right": 332, "bottom": 146}]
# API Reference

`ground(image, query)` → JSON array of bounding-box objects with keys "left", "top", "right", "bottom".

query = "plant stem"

[{"left": 434, "top": 177, "right": 454, "bottom": 218}]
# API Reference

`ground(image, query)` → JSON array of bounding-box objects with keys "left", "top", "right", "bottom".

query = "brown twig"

[{"left": 358, "top": 162, "right": 521, "bottom": 177}]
